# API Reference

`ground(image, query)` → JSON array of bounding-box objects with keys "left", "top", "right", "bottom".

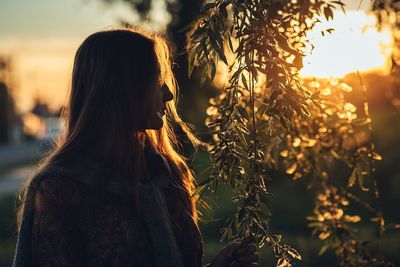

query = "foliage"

[
  {"left": 272, "top": 77, "right": 396, "bottom": 267},
  {"left": 188, "top": 1, "right": 398, "bottom": 266}
]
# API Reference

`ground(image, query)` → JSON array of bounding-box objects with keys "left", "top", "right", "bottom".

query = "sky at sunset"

[
  {"left": 0, "top": 0, "right": 167, "bottom": 112},
  {"left": 0, "top": 0, "right": 386, "bottom": 113}
]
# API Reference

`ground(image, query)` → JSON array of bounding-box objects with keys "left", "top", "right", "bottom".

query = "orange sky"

[
  {"left": 1, "top": 37, "right": 79, "bottom": 112},
  {"left": 0, "top": 0, "right": 168, "bottom": 113}
]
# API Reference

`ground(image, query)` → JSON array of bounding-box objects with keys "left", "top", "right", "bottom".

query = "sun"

[{"left": 300, "top": 11, "right": 393, "bottom": 78}]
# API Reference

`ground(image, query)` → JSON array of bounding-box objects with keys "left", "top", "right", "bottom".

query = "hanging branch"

[{"left": 187, "top": 1, "right": 346, "bottom": 266}]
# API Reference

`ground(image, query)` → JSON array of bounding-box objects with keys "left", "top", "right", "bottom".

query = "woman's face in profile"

[{"left": 143, "top": 76, "right": 173, "bottom": 130}]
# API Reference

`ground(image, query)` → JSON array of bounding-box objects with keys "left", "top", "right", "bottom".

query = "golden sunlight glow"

[
  {"left": 300, "top": 11, "right": 393, "bottom": 78},
  {"left": 0, "top": 38, "right": 78, "bottom": 112}
]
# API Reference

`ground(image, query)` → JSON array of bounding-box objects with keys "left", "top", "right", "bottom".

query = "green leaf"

[
  {"left": 277, "top": 257, "right": 291, "bottom": 267},
  {"left": 324, "top": 6, "right": 334, "bottom": 20},
  {"left": 188, "top": 49, "right": 196, "bottom": 77},
  {"left": 241, "top": 74, "right": 249, "bottom": 90},
  {"left": 210, "top": 60, "right": 216, "bottom": 83},
  {"left": 348, "top": 167, "right": 357, "bottom": 187},
  {"left": 287, "top": 247, "right": 302, "bottom": 260},
  {"left": 200, "top": 65, "right": 208, "bottom": 86},
  {"left": 210, "top": 36, "right": 228, "bottom": 65},
  {"left": 191, "top": 28, "right": 205, "bottom": 43}
]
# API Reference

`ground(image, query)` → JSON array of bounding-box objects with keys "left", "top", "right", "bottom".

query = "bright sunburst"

[{"left": 300, "top": 11, "right": 393, "bottom": 78}]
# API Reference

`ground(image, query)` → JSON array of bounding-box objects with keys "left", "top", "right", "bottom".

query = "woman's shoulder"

[
  {"left": 29, "top": 166, "right": 91, "bottom": 209},
  {"left": 32, "top": 163, "right": 89, "bottom": 189},
  {"left": 32, "top": 177, "right": 68, "bottom": 211},
  {"left": 31, "top": 156, "right": 106, "bottom": 190}
]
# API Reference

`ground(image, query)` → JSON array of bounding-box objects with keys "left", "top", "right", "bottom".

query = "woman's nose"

[{"left": 163, "top": 85, "right": 173, "bottom": 102}]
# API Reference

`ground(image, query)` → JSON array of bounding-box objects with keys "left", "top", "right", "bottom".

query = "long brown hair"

[{"left": 16, "top": 27, "right": 205, "bottom": 230}]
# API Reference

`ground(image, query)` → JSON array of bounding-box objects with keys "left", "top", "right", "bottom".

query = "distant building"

[{"left": 22, "top": 98, "right": 64, "bottom": 144}]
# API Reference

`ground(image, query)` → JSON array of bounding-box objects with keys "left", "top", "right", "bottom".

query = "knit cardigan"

[{"left": 12, "top": 151, "right": 204, "bottom": 267}]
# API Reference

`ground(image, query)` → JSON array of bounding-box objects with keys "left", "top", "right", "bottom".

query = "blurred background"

[{"left": 0, "top": 0, "right": 399, "bottom": 266}]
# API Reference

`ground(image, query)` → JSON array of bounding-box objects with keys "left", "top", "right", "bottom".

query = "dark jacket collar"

[{"left": 42, "top": 144, "right": 171, "bottom": 200}]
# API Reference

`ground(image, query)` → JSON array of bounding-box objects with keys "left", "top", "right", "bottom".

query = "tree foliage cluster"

[{"left": 188, "top": 1, "right": 398, "bottom": 266}]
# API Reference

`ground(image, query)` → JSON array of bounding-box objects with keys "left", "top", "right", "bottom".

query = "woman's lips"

[{"left": 156, "top": 110, "right": 165, "bottom": 118}]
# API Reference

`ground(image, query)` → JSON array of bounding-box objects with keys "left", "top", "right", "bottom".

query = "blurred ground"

[{"left": 0, "top": 142, "right": 41, "bottom": 266}]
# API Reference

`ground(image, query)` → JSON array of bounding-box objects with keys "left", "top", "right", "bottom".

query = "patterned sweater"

[{"left": 12, "top": 150, "right": 205, "bottom": 267}]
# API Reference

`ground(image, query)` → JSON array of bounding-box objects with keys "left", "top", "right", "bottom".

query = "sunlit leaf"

[
  {"left": 343, "top": 215, "right": 361, "bottom": 223},
  {"left": 200, "top": 65, "right": 208, "bottom": 86},
  {"left": 372, "top": 152, "right": 382, "bottom": 160},
  {"left": 348, "top": 168, "right": 357, "bottom": 187},
  {"left": 318, "top": 232, "right": 330, "bottom": 240},
  {"left": 286, "top": 163, "right": 298, "bottom": 174},
  {"left": 277, "top": 258, "right": 291, "bottom": 267},
  {"left": 324, "top": 6, "right": 334, "bottom": 21},
  {"left": 280, "top": 150, "right": 289, "bottom": 157},
  {"left": 287, "top": 248, "right": 302, "bottom": 260}
]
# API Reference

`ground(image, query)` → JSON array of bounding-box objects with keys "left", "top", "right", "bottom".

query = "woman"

[{"left": 12, "top": 28, "right": 259, "bottom": 267}]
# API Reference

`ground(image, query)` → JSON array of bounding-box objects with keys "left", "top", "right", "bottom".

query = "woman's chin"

[{"left": 145, "top": 117, "right": 164, "bottom": 130}]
